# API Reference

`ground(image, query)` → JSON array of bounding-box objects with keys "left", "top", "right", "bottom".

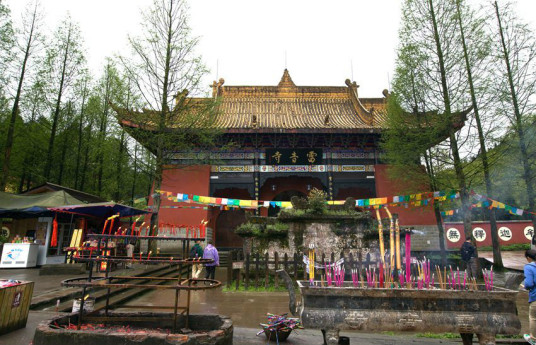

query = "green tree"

[
  {"left": 118, "top": 0, "right": 221, "bottom": 245},
  {"left": 493, "top": 1, "right": 536, "bottom": 231},
  {"left": 42, "top": 16, "right": 85, "bottom": 181},
  {"left": 1, "top": 0, "right": 43, "bottom": 191},
  {"left": 454, "top": 0, "right": 503, "bottom": 267}
]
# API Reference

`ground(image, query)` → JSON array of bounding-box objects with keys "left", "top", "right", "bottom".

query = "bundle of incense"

[
  {"left": 308, "top": 245, "right": 315, "bottom": 285},
  {"left": 483, "top": 268, "right": 494, "bottom": 291},
  {"left": 395, "top": 217, "right": 401, "bottom": 270},
  {"left": 351, "top": 269, "right": 359, "bottom": 287},
  {"left": 334, "top": 266, "right": 345, "bottom": 287},
  {"left": 405, "top": 231, "right": 412, "bottom": 286},
  {"left": 321, "top": 274, "right": 325, "bottom": 287},
  {"left": 375, "top": 209, "right": 386, "bottom": 265},
  {"left": 385, "top": 207, "right": 395, "bottom": 270},
  {"left": 379, "top": 262, "right": 384, "bottom": 288},
  {"left": 325, "top": 263, "right": 332, "bottom": 286}
]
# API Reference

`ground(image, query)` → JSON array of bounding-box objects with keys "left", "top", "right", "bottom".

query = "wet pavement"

[
  {"left": 480, "top": 251, "right": 526, "bottom": 271},
  {"left": 0, "top": 266, "right": 532, "bottom": 344}
]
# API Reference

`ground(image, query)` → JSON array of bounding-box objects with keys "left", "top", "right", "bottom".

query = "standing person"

[
  {"left": 523, "top": 250, "right": 536, "bottom": 344},
  {"left": 460, "top": 236, "right": 477, "bottom": 279},
  {"left": 190, "top": 239, "right": 204, "bottom": 282},
  {"left": 203, "top": 239, "right": 219, "bottom": 282}
]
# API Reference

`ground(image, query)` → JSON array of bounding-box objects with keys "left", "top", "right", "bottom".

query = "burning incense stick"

[
  {"left": 395, "top": 217, "right": 401, "bottom": 271},
  {"left": 375, "top": 209, "right": 386, "bottom": 265},
  {"left": 405, "top": 230, "right": 411, "bottom": 286},
  {"left": 385, "top": 207, "right": 395, "bottom": 271}
]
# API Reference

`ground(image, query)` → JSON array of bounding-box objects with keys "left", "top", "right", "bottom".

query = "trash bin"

[{"left": 0, "top": 280, "right": 34, "bottom": 335}]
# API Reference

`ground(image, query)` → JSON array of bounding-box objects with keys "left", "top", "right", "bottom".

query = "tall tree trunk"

[
  {"left": 456, "top": 0, "right": 502, "bottom": 268},
  {"left": 44, "top": 24, "right": 72, "bottom": 181},
  {"left": 57, "top": 102, "right": 72, "bottom": 185},
  {"left": 131, "top": 144, "right": 138, "bottom": 205},
  {"left": 428, "top": 0, "right": 473, "bottom": 241},
  {"left": 115, "top": 130, "right": 125, "bottom": 200},
  {"left": 79, "top": 118, "right": 94, "bottom": 191},
  {"left": 74, "top": 81, "right": 88, "bottom": 189},
  {"left": 494, "top": 1, "right": 536, "bottom": 231},
  {"left": 97, "top": 66, "right": 112, "bottom": 195},
  {"left": 149, "top": 1, "right": 175, "bottom": 252},
  {"left": 1, "top": 5, "right": 38, "bottom": 191},
  {"left": 424, "top": 150, "right": 447, "bottom": 266}
]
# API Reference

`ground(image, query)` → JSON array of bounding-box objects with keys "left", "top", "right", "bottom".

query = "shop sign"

[
  {"left": 498, "top": 227, "right": 512, "bottom": 241},
  {"left": 446, "top": 228, "right": 461, "bottom": 243},
  {"left": 266, "top": 149, "right": 323, "bottom": 165},
  {"left": 472, "top": 227, "right": 486, "bottom": 242}
]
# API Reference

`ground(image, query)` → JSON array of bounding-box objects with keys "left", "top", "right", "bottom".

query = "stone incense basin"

[
  {"left": 279, "top": 270, "right": 520, "bottom": 345},
  {"left": 33, "top": 312, "right": 233, "bottom": 345}
]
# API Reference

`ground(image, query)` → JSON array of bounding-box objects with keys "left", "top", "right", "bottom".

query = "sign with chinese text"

[
  {"left": 525, "top": 226, "right": 534, "bottom": 241},
  {"left": 266, "top": 149, "right": 323, "bottom": 165},
  {"left": 446, "top": 228, "right": 461, "bottom": 243},
  {"left": 498, "top": 227, "right": 512, "bottom": 241},
  {"left": 472, "top": 227, "right": 486, "bottom": 242}
]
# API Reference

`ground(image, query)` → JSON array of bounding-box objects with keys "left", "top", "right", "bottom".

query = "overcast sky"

[{"left": 5, "top": 0, "right": 536, "bottom": 98}]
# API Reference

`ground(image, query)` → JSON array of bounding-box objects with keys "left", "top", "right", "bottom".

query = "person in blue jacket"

[{"left": 524, "top": 249, "right": 536, "bottom": 344}]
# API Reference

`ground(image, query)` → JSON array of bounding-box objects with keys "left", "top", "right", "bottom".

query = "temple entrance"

[
  {"left": 214, "top": 209, "right": 245, "bottom": 249},
  {"left": 268, "top": 190, "right": 306, "bottom": 217}
]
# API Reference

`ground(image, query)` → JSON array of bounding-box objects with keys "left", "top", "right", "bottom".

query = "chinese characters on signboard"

[
  {"left": 472, "top": 227, "right": 486, "bottom": 242},
  {"left": 446, "top": 228, "right": 461, "bottom": 243},
  {"left": 498, "top": 227, "right": 512, "bottom": 241},
  {"left": 265, "top": 149, "right": 323, "bottom": 165},
  {"left": 525, "top": 226, "right": 534, "bottom": 241}
]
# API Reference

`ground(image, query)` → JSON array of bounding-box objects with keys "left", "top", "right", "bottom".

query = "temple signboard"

[{"left": 266, "top": 149, "right": 323, "bottom": 165}]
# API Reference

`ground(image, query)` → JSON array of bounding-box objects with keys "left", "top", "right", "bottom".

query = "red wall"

[
  {"left": 444, "top": 221, "right": 533, "bottom": 248},
  {"left": 149, "top": 165, "right": 211, "bottom": 230},
  {"left": 374, "top": 164, "right": 437, "bottom": 226}
]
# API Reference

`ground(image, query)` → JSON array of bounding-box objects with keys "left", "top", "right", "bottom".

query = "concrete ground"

[{"left": 0, "top": 265, "right": 531, "bottom": 344}]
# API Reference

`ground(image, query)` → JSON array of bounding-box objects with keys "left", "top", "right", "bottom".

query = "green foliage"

[
  {"left": 307, "top": 188, "right": 327, "bottom": 214},
  {"left": 0, "top": 235, "right": 8, "bottom": 244},
  {"left": 416, "top": 332, "right": 460, "bottom": 339},
  {"left": 234, "top": 221, "right": 289, "bottom": 239},
  {"left": 478, "top": 243, "right": 530, "bottom": 252}
]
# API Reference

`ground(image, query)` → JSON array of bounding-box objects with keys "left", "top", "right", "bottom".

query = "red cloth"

[{"left": 51, "top": 215, "right": 58, "bottom": 247}]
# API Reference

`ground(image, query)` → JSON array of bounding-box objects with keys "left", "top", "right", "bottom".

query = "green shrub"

[{"left": 308, "top": 188, "right": 327, "bottom": 214}]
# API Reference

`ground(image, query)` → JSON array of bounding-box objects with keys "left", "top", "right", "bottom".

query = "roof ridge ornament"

[{"left": 278, "top": 69, "right": 296, "bottom": 88}]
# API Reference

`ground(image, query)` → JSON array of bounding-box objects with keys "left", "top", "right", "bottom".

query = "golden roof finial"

[{"left": 278, "top": 69, "right": 296, "bottom": 88}]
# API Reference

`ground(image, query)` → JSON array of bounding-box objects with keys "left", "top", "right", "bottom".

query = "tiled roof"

[
  {"left": 212, "top": 70, "right": 388, "bottom": 131},
  {"left": 117, "top": 70, "right": 389, "bottom": 133}
]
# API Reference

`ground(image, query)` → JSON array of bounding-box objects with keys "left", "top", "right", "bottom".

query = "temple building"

[{"left": 119, "top": 70, "right": 442, "bottom": 250}]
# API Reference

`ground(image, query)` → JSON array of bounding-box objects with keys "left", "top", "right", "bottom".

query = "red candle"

[
  {"left": 101, "top": 220, "right": 109, "bottom": 234},
  {"left": 131, "top": 221, "right": 137, "bottom": 236},
  {"left": 148, "top": 251, "right": 152, "bottom": 260},
  {"left": 140, "top": 252, "right": 143, "bottom": 261}
]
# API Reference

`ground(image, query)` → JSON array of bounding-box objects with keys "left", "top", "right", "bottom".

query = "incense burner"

[
  {"left": 33, "top": 312, "right": 233, "bottom": 345},
  {"left": 279, "top": 270, "right": 520, "bottom": 345}
]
